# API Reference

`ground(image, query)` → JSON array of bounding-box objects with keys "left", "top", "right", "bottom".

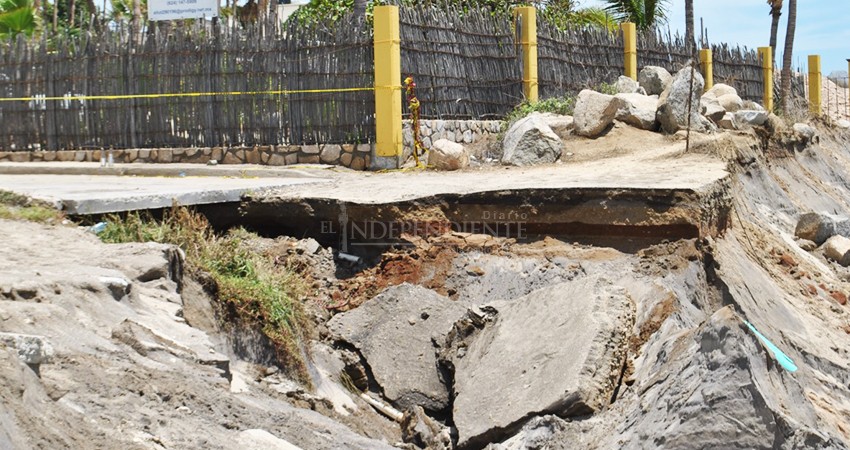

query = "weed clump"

[
  {"left": 100, "top": 206, "right": 311, "bottom": 383},
  {"left": 0, "top": 190, "right": 64, "bottom": 224}
]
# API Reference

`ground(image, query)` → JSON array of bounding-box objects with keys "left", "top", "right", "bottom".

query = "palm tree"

[
  {"left": 0, "top": 0, "right": 36, "bottom": 38},
  {"left": 603, "top": 0, "right": 669, "bottom": 31},
  {"left": 684, "top": 0, "right": 693, "bottom": 49},
  {"left": 780, "top": 0, "right": 796, "bottom": 110},
  {"left": 767, "top": 0, "right": 782, "bottom": 57}
]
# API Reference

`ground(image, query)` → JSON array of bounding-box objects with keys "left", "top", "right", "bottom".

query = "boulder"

[
  {"left": 701, "top": 95, "right": 726, "bottom": 122},
  {"left": 734, "top": 110, "right": 770, "bottom": 127},
  {"left": 656, "top": 66, "right": 706, "bottom": 134},
  {"left": 614, "top": 93, "right": 658, "bottom": 130},
  {"left": 717, "top": 112, "right": 737, "bottom": 130},
  {"left": 0, "top": 333, "right": 54, "bottom": 366},
  {"left": 533, "top": 112, "right": 574, "bottom": 138},
  {"left": 824, "top": 235, "right": 850, "bottom": 266},
  {"left": 638, "top": 66, "right": 673, "bottom": 96},
  {"left": 615, "top": 75, "right": 640, "bottom": 94},
  {"left": 573, "top": 89, "right": 620, "bottom": 138},
  {"left": 428, "top": 139, "right": 469, "bottom": 171},
  {"left": 716, "top": 93, "right": 744, "bottom": 112},
  {"left": 501, "top": 115, "right": 562, "bottom": 166},
  {"left": 442, "top": 277, "right": 634, "bottom": 448},
  {"left": 792, "top": 123, "right": 818, "bottom": 144},
  {"left": 327, "top": 283, "right": 466, "bottom": 412},
  {"left": 704, "top": 83, "right": 738, "bottom": 99},
  {"left": 794, "top": 212, "right": 850, "bottom": 245}
]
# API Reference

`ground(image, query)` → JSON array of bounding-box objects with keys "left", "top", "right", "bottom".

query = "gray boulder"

[
  {"left": 327, "top": 283, "right": 466, "bottom": 412},
  {"left": 574, "top": 89, "right": 620, "bottom": 138},
  {"left": 657, "top": 66, "right": 706, "bottom": 134},
  {"left": 614, "top": 93, "right": 658, "bottom": 130},
  {"left": 501, "top": 115, "right": 562, "bottom": 166},
  {"left": 615, "top": 75, "right": 640, "bottom": 94},
  {"left": 428, "top": 139, "right": 469, "bottom": 171},
  {"left": 734, "top": 110, "right": 770, "bottom": 127},
  {"left": 794, "top": 212, "right": 850, "bottom": 245},
  {"left": 701, "top": 95, "right": 726, "bottom": 122},
  {"left": 824, "top": 235, "right": 850, "bottom": 266},
  {"left": 638, "top": 66, "right": 673, "bottom": 96},
  {"left": 442, "top": 277, "right": 634, "bottom": 448}
]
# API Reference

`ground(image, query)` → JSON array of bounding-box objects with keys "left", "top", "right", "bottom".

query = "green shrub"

[{"left": 0, "top": 190, "right": 64, "bottom": 224}]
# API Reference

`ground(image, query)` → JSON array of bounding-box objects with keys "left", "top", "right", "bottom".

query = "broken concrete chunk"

[
  {"left": 638, "top": 66, "right": 672, "bottom": 96},
  {"left": 327, "top": 283, "right": 466, "bottom": 412},
  {"left": 429, "top": 139, "right": 470, "bottom": 171},
  {"left": 0, "top": 332, "right": 54, "bottom": 365},
  {"left": 443, "top": 277, "right": 634, "bottom": 448},
  {"left": 574, "top": 90, "right": 620, "bottom": 138},
  {"left": 824, "top": 235, "right": 850, "bottom": 266},
  {"left": 501, "top": 114, "right": 562, "bottom": 166}
]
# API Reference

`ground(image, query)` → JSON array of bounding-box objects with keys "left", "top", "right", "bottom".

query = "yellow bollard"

[
  {"left": 758, "top": 47, "right": 773, "bottom": 112},
  {"left": 373, "top": 5, "right": 402, "bottom": 159},
  {"left": 515, "top": 6, "right": 538, "bottom": 102},
  {"left": 808, "top": 54, "right": 822, "bottom": 116},
  {"left": 699, "top": 49, "right": 713, "bottom": 92},
  {"left": 622, "top": 22, "right": 637, "bottom": 80}
]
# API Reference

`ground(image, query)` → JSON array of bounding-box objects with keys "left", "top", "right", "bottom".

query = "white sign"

[{"left": 148, "top": 0, "right": 218, "bottom": 21}]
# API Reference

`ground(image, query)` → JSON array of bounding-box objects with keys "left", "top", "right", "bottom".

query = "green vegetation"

[
  {"left": 502, "top": 82, "right": 617, "bottom": 130},
  {"left": 99, "top": 206, "right": 311, "bottom": 383},
  {"left": 0, "top": 0, "right": 36, "bottom": 38},
  {"left": 602, "top": 0, "right": 669, "bottom": 31},
  {"left": 0, "top": 190, "right": 64, "bottom": 223}
]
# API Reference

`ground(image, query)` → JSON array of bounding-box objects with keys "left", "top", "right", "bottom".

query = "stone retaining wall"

[
  {"left": 0, "top": 144, "right": 374, "bottom": 170},
  {"left": 403, "top": 119, "right": 502, "bottom": 152}
]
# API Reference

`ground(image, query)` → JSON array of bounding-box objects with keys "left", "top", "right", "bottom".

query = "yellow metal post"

[
  {"left": 622, "top": 22, "right": 637, "bottom": 80},
  {"left": 373, "top": 5, "right": 402, "bottom": 159},
  {"left": 808, "top": 54, "right": 822, "bottom": 116},
  {"left": 758, "top": 47, "right": 773, "bottom": 112},
  {"left": 699, "top": 49, "right": 713, "bottom": 92},
  {"left": 515, "top": 6, "right": 538, "bottom": 102}
]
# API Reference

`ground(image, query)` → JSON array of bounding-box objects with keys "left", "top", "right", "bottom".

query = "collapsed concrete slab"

[
  {"left": 327, "top": 283, "right": 466, "bottom": 412},
  {"left": 441, "top": 277, "right": 634, "bottom": 448}
]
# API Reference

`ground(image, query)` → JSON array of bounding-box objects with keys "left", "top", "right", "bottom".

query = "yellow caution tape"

[{"left": 0, "top": 86, "right": 375, "bottom": 102}]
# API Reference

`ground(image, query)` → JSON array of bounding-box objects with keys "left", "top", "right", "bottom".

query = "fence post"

[
  {"left": 622, "top": 22, "right": 637, "bottom": 80},
  {"left": 373, "top": 5, "right": 402, "bottom": 167},
  {"left": 699, "top": 48, "right": 713, "bottom": 92},
  {"left": 808, "top": 54, "right": 822, "bottom": 116},
  {"left": 514, "top": 6, "right": 538, "bottom": 102},
  {"left": 758, "top": 47, "right": 773, "bottom": 112}
]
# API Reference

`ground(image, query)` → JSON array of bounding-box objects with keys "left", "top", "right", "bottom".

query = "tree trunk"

[
  {"left": 780, "top": 0, "right": 796, "bottom": 111},
  {"left": 353, "top": 0, "right": 367, "bottom": 17},
  {"left": 131, "top": 0, "right": 141, "bottom": 43},
  {"left": 685, "top": 0, "right": 694, "bottom": 52},
  {"left": 69, "top": 0, "right": 76, "bottom": 28},
  {"left": 52, "top": 0, "right": 58, "bottom": 31},
  {"left": 84, "top": 0, "right": 98, "bottom": 28},
  {"left": 769, "top": 3, "right": 781, "bottom": 57}
]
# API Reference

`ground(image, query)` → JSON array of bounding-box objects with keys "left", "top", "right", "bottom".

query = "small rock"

[
  {"left": 297, "top": 238, "right": 322, "bottom": 255},
  {"left": 717, "top": 112, "right": 736, "bottom": 130},
  {"left": 638, "top": 66, "right": 673, "bottom": 96},
  {"left": 796, "top": 238, "right": 817, "bottom": 251},
  {"left": 830, "top": 291, "right": 848, "bottom": 306},
  {"left": 615, "top": 75, "right": 640, "bottom": 94},
  {"left": 824, "top": 235, "right": 850, "bottom": 266},
  {"left": 401, "top": 406, "right": 452, "bottom": 450},
  {"left": 429, "top": 139, "right": 469, "bottom": 171},
  {"left": 837, "top": 119, "right": 850, "bottom": 129},
  {"left": 734, "top": 110, "right": 769, "bottom": 127},
  {"left": 793, "top": 123, "right": 818, "bottom": 144},
  {"left": 701, "top": 96, "right": 726, "bottom": 122},
  {"left": 0, "top": 332, "right": 54, "bottom": 366},
  {"left": 574, "top": 89, "right": 620, "bottom": 138}
]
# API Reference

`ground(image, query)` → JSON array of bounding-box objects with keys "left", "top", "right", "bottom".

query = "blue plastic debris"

[
  {"left": 88, "top": 222, "right": 108, "bottom": 234},
  {"left": 744, "top": 320, "right": 798, "bottom": 372}
]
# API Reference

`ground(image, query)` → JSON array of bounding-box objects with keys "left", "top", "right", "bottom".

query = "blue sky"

[{"left": 582, "top": 0, "right": 850, "bottom": 74}]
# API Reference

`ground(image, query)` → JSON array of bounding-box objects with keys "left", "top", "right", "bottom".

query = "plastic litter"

[
  {"left": 744, "top": 320, "right": 799, "bottom": 372},
  {"left": 88, "top": 222, "right": 108, "bottom": 234}
]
